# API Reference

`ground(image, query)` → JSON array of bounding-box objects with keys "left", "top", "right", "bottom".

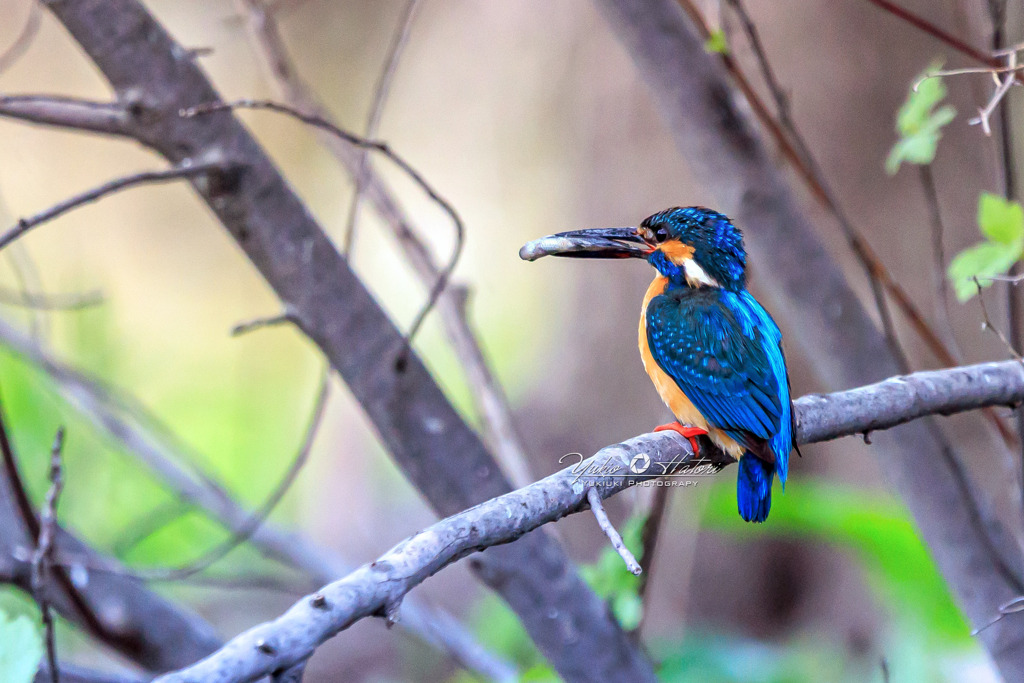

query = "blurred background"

[{"left": 0, "top": 0, "right": 1020, "bottom": 681}]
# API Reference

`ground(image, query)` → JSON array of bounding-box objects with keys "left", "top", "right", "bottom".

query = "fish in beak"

[{"left": 519, "top": 227, "right": 650, "bottom": 261}]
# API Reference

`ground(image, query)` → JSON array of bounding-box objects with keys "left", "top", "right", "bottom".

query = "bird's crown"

[{"left": 640, "top": 207, "right": 747, "bottom": 290}]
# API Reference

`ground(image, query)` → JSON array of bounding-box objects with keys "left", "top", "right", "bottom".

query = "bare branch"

[
  {"left": 230, "top": 309, "right": 298, "bottom": 336},
  {"left": 587, "top": 487, "right": 641, "bottom": 575},
  {"left": 0, "top": 387, "right": 112, "bottom": 648},
  {"left": 794, "top": 360, "right": 1024, "bottom": 442},
  {"left": 0, "top": 162, "right": 229, "bottom": 252},
  {"left": 157, "top": 358, "right": 1024, "bottom": 682},
  {"left": 0, "top": 96, "right": 130, "bottom": 136},
  {"left": 31, "top": 428, "right": 66, "bottom": 683},
  {"left": 974, "top": 278, "right": 1021, "bottom": 359}
]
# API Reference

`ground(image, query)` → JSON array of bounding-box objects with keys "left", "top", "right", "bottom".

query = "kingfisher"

[{"left": 520, "top": 207, "right": 794, "bottom": 522}]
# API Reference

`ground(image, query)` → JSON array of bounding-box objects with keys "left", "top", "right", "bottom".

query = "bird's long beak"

[{"left": 519, "top": 227, "right": 650, "bottom": 261}]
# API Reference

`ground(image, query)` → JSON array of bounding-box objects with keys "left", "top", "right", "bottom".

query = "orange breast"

[{"left": 638, "top": 276, "right": 744, "bottom": 458}]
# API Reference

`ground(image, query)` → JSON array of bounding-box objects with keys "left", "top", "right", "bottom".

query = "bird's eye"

[{"left": 654, "top": 226, "right": 669, "bottom": 242}]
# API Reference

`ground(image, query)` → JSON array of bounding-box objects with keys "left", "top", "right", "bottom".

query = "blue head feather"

[{"left": 641, "top": 207, "right": 747, "bottom": 291}]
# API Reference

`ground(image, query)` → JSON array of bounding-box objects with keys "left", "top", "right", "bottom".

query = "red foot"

[{"left": 654, "top": 422, "right": 707, "bottom": 457}]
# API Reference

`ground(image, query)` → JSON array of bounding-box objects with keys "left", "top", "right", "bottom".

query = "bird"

[{"left": 520, "top": 206, "right": 794, "bottom": 522}]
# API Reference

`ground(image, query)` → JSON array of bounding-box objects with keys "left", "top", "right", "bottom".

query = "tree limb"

[
  {"left": 156, "top": 358, "right": 1024, "bottom": 682},
  {"left": 0, "top": 162, "right": 228, "bottom": 251}
]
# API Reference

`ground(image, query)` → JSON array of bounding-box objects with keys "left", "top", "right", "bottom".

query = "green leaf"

[
  {"left": 704, "top": 29, "right": 729, "bottom": 55},
  {"left": 948, "top": 240, "right": 1023, "bottom": 300},
  {"left": 896, "top": 71, "right": 947, "bottom": 135},
  {"left": 0, "top": 611, "right": 43, "bottom": 683},
  {"left": 978, "top": 192, "right": 1024, "bottom": 244},
  {"left": 886, "top": 63, "right": 956, "bottom": 173}
]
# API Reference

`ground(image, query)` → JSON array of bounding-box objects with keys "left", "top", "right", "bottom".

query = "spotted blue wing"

[{"left": 645, "top": 287, "right": 789, "bottom": 475}]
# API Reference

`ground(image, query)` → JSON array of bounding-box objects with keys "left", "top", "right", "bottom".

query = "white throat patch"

[{"left": 683, "top": 259, "right": 720, "bottom": 288}]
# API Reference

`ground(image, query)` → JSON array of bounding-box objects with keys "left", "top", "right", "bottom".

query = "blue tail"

[{"left": 737, "top": 455, "right": 774, "bottom": 523}]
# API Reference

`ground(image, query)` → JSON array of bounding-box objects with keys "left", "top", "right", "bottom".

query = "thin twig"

[
  {"left": 968, "top": 51, "right": 1018, "bottom": 136},
  {"left": 0, "top": 388, "right": 110, "bottom": 644},
  {"left": 342, "top": 0, "right": 420, "bottom": 255},
  {"left": 915, "top": 62, "right": 1024, "bottom": 86},
  {"left": 722, "top": 0, "right": 913, "bottom": 367},
  {"left": 242, "top": 0, "right": 533, "bottom": 486},
  {"left": 973, "top": 595, "right": 1024, "bottom": 635},
  {"left": 716, "top": 0, "right": 917, "bottom": 374},
  {"left": 587, "top": 487, "right": 641, "bottom": 575},
  {"left": 974, "top": 278, "right": 1020, "bottom": 359},
  {"left": 130, "top": 370, "right": 330, "bottom": 581},
  {"left": 0, "top": 162, "right": 228, "bottom": 252},
  {"left": 918, "top": 164, "right": 963, "bottom": 363},
  {"left": 0, "top": 0, "right": 42, "bottom": 75},
  {"left": 182, "top": 99, "right": 461, "bottom": 354},
  {"left": 863, "top": 0, "right": 1006, "bottom": 69},
  {"left": 0, "top": 286, "right": 103, "bottom": 311},
  {"left": 230, "top": 309, "right": 298, "bottom": 337},
  {"left": 31, "top": 427, "right": 66, "bottom": 683}
]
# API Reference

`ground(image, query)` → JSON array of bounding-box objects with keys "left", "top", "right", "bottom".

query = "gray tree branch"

[
  {"left": 156, "top": 359, "right": 1024, "bottom": 682},
  {"left": 14, "top": 1, "right": 653, "bottom": 679},
  {"left": 594, "top": 0, "right": 1024, "bottom": 678}
]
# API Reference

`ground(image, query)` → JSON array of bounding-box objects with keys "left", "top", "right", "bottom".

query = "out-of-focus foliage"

[
  {"left": 948, "top": 193, "right": 1024, "bottom": 300},
  {"left": 885, "top": 64, "right": 955, "bottom": 174},
  {"left": 655, "top": 632, "right": 860, "bottom": 683},
  {"left": 702, "top": 478, "right": 969, "bottom": 648},
  {"left": 704, "top": 30, "right": 729, "bottom": 55},
  {"left": 0, "top": 610, "right": 43, "bottom": 683}
]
